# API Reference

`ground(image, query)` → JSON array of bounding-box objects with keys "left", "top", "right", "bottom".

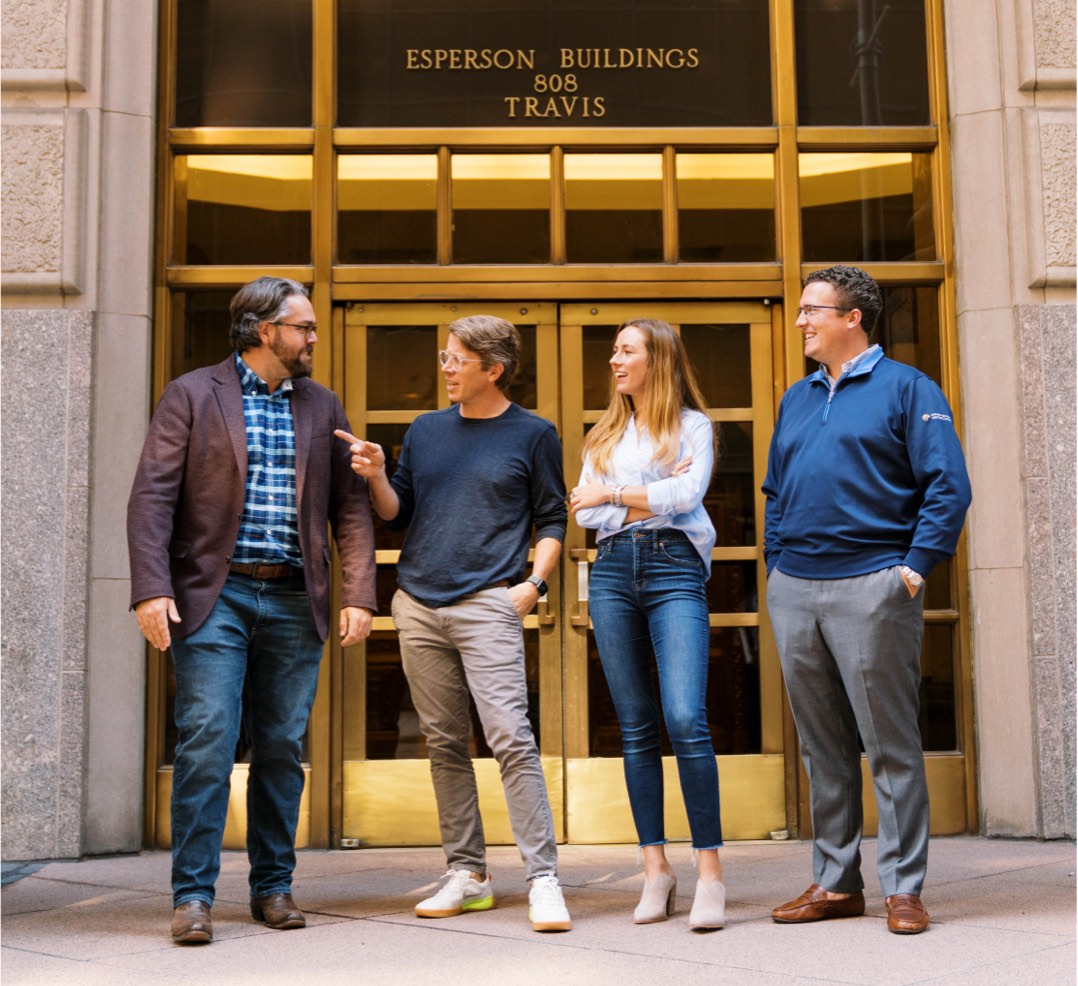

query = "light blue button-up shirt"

[{"left": 574, "top": 408, "right": 716, "bottom": 570}]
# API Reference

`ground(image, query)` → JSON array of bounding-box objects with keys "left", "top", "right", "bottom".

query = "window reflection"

[
  {"left": 680, "top": 323, "right": 752, "bottom": 407},
  {"left": 565, "top": 154, "right": 663, "bottom": 263},
  {"left": 338, "top": 155, "right": 437, "bottom": 264},
  {"left": 677, "top": 154, "right": 776, "bottom": 262},
  {"left": 367, "top": 326, "right": 439, "bottom": 411},
  {"left": 920, "top": 624, "right": 957, "bottom": 750},
  {"left": 169, "top": 291, "right": 233, "bottom": 379},
  {"left": 452, "top": 155, "right": 551, "bottom": 264},
  {"left": 711, "top": 422, "right": 757, "bottom": 548},
  {"left": 176, "top": 155, "right": 312, "bottom": 265},
  {"left": 800, "top": 152, "right": 935, "bottom": 262},
  {"left": 175, "top": 0, "right": 311, "bottom": 127},
  {"left": 582, "top": 324, "right": 618, "bottom": 409},
  {"left": 794, "top": 0, "right": 930, "bottom": 126}
]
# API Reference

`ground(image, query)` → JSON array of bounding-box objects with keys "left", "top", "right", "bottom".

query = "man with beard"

[{"left": 128, "top": 277, "right": 376, "bottom": 945}]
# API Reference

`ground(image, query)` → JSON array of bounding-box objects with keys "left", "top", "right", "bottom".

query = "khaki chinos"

[{"left": 392, "top": 587, "right": 558, "bottom": 881}]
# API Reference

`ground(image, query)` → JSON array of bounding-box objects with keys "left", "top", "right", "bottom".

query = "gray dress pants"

[{"left": 767, "top": 566, "right": 928, "bottom": 896}]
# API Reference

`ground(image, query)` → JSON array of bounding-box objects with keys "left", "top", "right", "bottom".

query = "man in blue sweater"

[
  {"left": 762, "top": 266, "right": 971, "bottom": 935},
  {"left": 337, "top": 315, "right": 571, "bottom": 932}
]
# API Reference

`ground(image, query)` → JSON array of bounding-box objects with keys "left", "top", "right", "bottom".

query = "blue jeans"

[
  {"left": 169, "top": 572, "right": 324, "bottom": 907},
  {"left": 589, "top": 528, "right": 723, "bottom": 849}
]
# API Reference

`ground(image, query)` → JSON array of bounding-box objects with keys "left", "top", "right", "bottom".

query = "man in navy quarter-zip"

[{"left": 762, "top": 266, "right": 971, "bottom": 936}]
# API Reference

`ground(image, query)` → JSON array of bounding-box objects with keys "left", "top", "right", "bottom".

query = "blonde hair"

[{"left": 582, "top": 318, "right": 713, "bottom": 476}]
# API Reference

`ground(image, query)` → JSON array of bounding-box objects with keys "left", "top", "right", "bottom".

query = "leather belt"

[{"left": 229, "top": 562, "right": 298, "bottom": 580}]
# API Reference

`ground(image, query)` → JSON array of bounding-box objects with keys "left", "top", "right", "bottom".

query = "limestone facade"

[{"left": 1, "top": 0, "right": 1073, "bottom": 858}]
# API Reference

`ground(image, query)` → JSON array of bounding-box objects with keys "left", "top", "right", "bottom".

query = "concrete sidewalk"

[{"left": 2, "top": 838, "right": 1074, "bottom": 986}]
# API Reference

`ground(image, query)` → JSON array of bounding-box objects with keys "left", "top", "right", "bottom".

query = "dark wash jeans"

[
  {"left": 169, "top": 571, "right": 323, "bottom": 907},
  {"left": 589, "top": 528, "right": 723, "bottom": 850}
]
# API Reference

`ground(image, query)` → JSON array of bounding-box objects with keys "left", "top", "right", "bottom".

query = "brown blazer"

[{"left": 127, "top": 356, "right": 376, "bottom": 641}]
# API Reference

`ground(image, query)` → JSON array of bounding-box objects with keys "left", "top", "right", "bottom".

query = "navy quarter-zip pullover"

[{"left": 762, "top": 348, "right": 972, "bottom": 580}]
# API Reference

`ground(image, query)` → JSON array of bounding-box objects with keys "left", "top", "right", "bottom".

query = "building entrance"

[
  {"left": 148, "top": 294, "right": 973, "bottom": 850},
  {"left": 336, "top": 299, "right": 785, "bottom": 846}
]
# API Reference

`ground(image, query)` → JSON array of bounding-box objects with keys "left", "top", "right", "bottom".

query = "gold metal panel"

[
  {"left": 333, "top": 280, "right": 786, "bottom": 303},
  {"left": 342, "top": 758, "right": 565, "bottom": 846},
  {"left": 332, "top": 128, "right": 780, "bottom": 148},
  {"left": 164, "top": 266, "right": 316, "bottom": 288},
  {"left": 154, "top": 766, "right": 311, "bottom": 850},
  {"left": 168, "top": 129, "right": 316, "bottom": 150},
  {"left": 795, "top": 127, "right": 939, "bottom": 150},
  {"left": 566, "top": 755, "right": 787, "bottom": 843},
  {"left": 332, "top": 265, "right": 785, "bottom": 286},
  {"left": 857, "top": 755, "right": 968, "bottom": 835}
]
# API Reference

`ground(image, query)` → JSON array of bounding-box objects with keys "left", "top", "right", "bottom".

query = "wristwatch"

[
  {"left": 525, "top": 574, "right": 548, "bottom": 596},
  {"left": 900, "top": 565, "right": 924, "bottom": 588}
]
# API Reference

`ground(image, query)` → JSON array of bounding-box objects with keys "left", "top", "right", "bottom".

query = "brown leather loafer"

[
  {"left": 250, "top": 892, "right": 306, "bottom": 930},
  {"left": 771, "top": 884, "right": 866, "bottom": 923},
  {"left": 171, "top": 900, "right": 213, "bottom": 944},
  {"left": 886, "top": 893, "right": 929, "bottom": 934}
]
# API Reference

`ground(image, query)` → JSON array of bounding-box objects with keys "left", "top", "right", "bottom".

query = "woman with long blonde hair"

[{"left": 570, "top": 318, "right": 725, "bottom": 931}]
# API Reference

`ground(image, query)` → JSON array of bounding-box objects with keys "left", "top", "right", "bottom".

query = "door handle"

[
  {"left": 536, "top": 596, "right": 555, "bottom": 626},
  {"left": 570, "top": 547, "right": 590, "bottom": 626}
]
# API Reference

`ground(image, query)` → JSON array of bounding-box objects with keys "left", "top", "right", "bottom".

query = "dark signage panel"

[{"left": 338, "top": 1, "right": 772, "bottom": 127}]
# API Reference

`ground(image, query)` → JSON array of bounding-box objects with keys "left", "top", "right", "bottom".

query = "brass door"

[{"left": 337, "top": 300, "right": 787, "bottom": 846}]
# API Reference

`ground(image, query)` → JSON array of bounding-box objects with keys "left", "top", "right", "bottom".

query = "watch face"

[{"left": 529, "top": 576, "right": 548, "bottom": 595}]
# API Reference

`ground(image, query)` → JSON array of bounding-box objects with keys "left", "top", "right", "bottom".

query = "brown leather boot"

[
  {"left": 250, "top": 892, "right": 306, "bottom": 930},
  {"left": 171, "top": 900, "right": 213, "bottom": 944}
]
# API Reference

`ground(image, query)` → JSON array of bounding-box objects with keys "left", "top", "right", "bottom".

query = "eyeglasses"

[
  {"left": 272, "top": 321, "right": 318, "bottom": 337},
  {"left": 796, "top": 305, "right": 850, "bottom": 318},
  {"left": 438, "top": 349, "right": 484, "bottom": 370}
]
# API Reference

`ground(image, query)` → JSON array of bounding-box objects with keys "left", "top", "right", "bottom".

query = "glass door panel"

[
  {"left": 558, "top": 302, "right": 786, "bottom": 843},
  {"left": 338, "top": 303, "right": 563, "bottom": 846}
]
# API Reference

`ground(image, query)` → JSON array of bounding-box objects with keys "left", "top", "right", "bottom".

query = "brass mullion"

[
  {"left": 766, "top": 0, "right": 802, "bottom": 836},
  {"left": 795, "top": 127, "right": 938, "bottom": 150},
  {"left": 559, "top": 321, "right": 589, "bottom": 761},
  {"left": 772, "top": 0, "right": 803, "bottom": 393},
  {"left": 534, "top": 313, "right": 563, "bottom": 760},
  {"left": 308, "top": 0, "right": 337, "bottom": 851},
  {"left": 167, "top": 128, "right": 316, "bottom": 151},
  {"left": 925, "top": 0, "right": 975, "bottom": 832},
  {"left": 749, "top": 315, "right": 782, "bottom": 754},
  {"left": 164, "top": 266, "right": 317, "bottom": 288},
  {"left": 437, "top": 147, "right": 452, "bottom": 265},
  {"left": 550, "top": 147, "right": 566, "bottom": 264},
  {"left": 662, "top": 145, "right": 678, "bottom": 264},
  {"left": 147, "top": 0, "right": 181, "bottom": 848},
  {"left": 333, "top": 127, "right": 780, "bottom": 149}
]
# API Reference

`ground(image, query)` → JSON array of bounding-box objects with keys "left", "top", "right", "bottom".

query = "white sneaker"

[
  {"left": 528, "top": 875, "right": 571, "bottom": 932},
  {"left": 415, "top": 869, "right": 494, "bottom": 918}
]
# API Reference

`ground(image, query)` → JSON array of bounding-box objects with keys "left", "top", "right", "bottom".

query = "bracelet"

[{"left": 611, "top": 484, "right": 625, "bottom": 507}]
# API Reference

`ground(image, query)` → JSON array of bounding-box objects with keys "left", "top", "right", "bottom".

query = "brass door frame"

[
  {"left": 558, "top": 301, "right": 786, "bottom": 842},
  {"left": 337, "top": 302, "right": 567, "bottom": 846}
]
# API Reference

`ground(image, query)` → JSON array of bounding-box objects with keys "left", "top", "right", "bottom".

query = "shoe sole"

[
  {"left": 772, "top": 909, "right": 864, "bottom": 924},
  {"left": 172, "top": 930, "right": 212, "bottom": 944},
  {"left": 530, "top": 914, "right": 571, "bottom": 932},
  {"left": 416, "top": 896, "right": 495, "bottom": 918},
  {"left": 888, "top": 922, "right": 929, "bottom": 934}
]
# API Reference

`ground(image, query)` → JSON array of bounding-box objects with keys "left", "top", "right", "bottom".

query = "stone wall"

[
  {"left": 1, "top": 0, "right": 157, "bottom": 858},
  {"left": 947, "top": 0, "right": 1076, "bottom": 837},
  {"left": 1, "top": 311, "right": 92, "bottom": 859}
]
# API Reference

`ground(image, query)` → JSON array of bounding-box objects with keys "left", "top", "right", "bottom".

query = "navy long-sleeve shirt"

[
  {"left": 388, "top": 403, "right": 567, "bottom": 608},
  {"left": 762, "top": 349, "right": 971, "bottom": 580}
]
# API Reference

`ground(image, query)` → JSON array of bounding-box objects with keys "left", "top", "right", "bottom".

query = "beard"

[{"left": 270, "top": 332, "right": 313, "bottom": 378}]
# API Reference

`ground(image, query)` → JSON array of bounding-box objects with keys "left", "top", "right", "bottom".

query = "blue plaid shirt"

[{"left": 232, "top": 354, "right": 303, "bottom": 568}]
